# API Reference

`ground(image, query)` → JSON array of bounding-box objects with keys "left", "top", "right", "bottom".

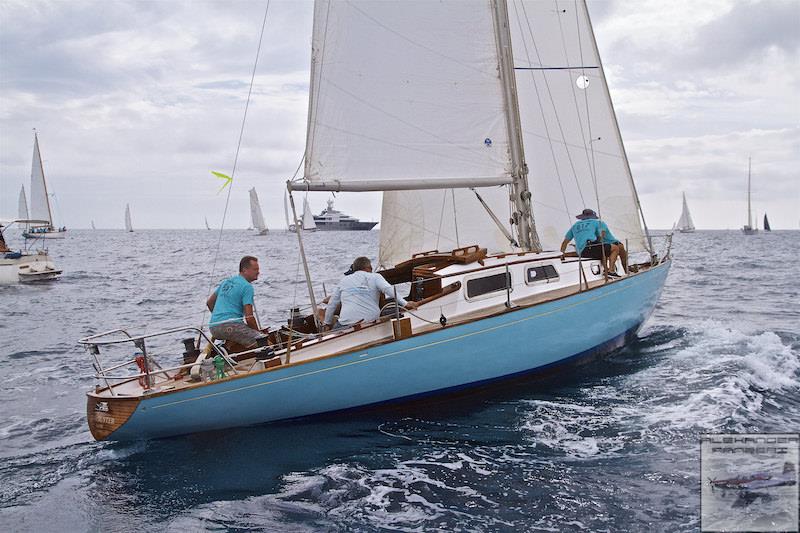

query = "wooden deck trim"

[{"left": 86, "top": 394, "right": 141, "bottom": 440}]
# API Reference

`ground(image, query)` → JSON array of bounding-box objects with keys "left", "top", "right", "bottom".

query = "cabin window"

[
  {"left": 525, "top": 265, "right": 559, "bottom": 285},
  {"left": 466, "top": 272, "right": 511, "bottom": 299}
]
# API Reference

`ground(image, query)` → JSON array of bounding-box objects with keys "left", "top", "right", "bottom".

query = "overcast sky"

[{"left": 1, "top": 0, "right": 798, "bottom": 231}]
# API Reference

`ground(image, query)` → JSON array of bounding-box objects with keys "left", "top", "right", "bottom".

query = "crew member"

[
  {"left": 323, "top": 256, "right": 417, "bottom": 330},
  {"left": 206, "top": 255, "right": 267, "bottom": 347}
]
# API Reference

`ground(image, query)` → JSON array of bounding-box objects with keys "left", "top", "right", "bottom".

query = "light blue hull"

[{"left": 110, "top": 262, "right": 670, "bottom": 440}]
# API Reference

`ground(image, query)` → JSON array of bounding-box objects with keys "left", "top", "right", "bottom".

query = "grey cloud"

[{"left": 689, "top": 0, "right": 800, "bottom": 68}]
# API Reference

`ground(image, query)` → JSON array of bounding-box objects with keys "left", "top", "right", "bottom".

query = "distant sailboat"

[
  {"left": 675, "top": 192, "right": 695, "bottom": 233},
  {"left": 22, "top": 132, "right": 66, "bottom": 239},
  {"left": 124, "top": 204, "right": 133, "bottom": 232},
  {"left": 204, "top": 217, "right": 211, "bottom": 231},
  {"left": 285, "top": 193, "right": 317, "bottom": 232},
  {"left": 763, "top": 214, "right": 771, "bottom": 232},
  {"left": 91, "top": 220, "right": 96, "bottom": 230},
  {"left": 248, "top": 188, "right": 268, "bottom": 236},
  {"left": 302, "top": 198, "right": 317, "bottom": 232},
  {"left": 742, "top": 157, "right": 758, "bottom": 235}
]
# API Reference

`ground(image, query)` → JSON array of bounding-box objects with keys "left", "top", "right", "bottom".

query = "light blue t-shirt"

[
  {"left": 598, "top": 221, "right": 619, "bottom": 244},
  {"left": 564, "top": 219, "right": 603, "bottom": 254},
  {"left": 210, "top": 274, "right": 254, "bottom": 325}
]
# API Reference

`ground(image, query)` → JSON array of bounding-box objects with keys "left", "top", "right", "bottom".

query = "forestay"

[
  {"left": 29, "top": 134, "right": 53, "bottom": 225},
  {"left": 509, "top": 0, "right": 647, "bottom": 252},
  {"left": 301, "top": 0, "right": 514, "bottom": 192}
]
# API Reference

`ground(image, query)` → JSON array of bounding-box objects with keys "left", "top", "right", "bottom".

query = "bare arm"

[
  {"left": 206, "top": 292, "right": 217, "bottom": 312},
  {"left": 559, "top": 239, "right": 570, "bottom": 254},
  {"left": 374, "top": 274, "right": 408, "bottom": 307},
  {"left": 243, "top": 304, "right": 258, "bottom": 330}
]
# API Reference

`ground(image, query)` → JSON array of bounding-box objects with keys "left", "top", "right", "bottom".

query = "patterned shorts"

[{"left": 210, "top": 323, "right": 266, "bottom": 348}]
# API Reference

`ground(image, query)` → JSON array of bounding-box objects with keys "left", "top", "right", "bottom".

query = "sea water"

[{"left": 1, "top": 230, "right": 798, "bottom": 532}]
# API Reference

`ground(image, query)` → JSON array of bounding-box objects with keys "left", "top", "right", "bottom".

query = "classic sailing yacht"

[
  {"left": 248, "top": 187, "right": 269, "bottom": 235},
  {"left": 82, "top": 0, "right": 670, "bottom": 441},
  {"left": 124, "top": 204, "right": 133, "bottom": 232},
  {"left": 675, "top": 192, "right": 695, "bottom": 233},
  {"left": 742, "top": 157, "right": 757, "bottom": 235},
  {"left": 22, "top": 132, "right": 66, "bottom": 240}
]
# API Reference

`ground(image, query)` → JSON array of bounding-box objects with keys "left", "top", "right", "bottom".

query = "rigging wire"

[
  {"left": 567, "top": 0, "right": 602, "bottom": 217},
  {"left": 516, "top": 0, "right": 590, "bottom": 215},
  {"left": 555, "top": 0, "right": 601, "bottom": 213},
  {"left": 511, "top": 0, "right": 573, "bottom": 226},
  {"left": 201, "top": 0, "right": 271, "bottom": 331}
]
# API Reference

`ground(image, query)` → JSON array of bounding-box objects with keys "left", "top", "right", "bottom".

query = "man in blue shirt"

[
  {"left": 559, "top": 209, "right": 624, "bottom": 277},
  {"left": 206, "top": 255, "right": 267, "bottom": 348}
]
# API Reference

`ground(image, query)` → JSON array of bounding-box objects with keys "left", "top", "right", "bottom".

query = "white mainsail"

[
  {"left": 91, "top": 220, "right": 96, "bottom": 230},
  {"left": 29, "top": 133, "right": 53, "bottom": 226},
  {"left": 249, "top": 188, "right": 268, "bottom": 233},
  {"left": 302, "top": 198, "right": 316, "bottom": 230},
  {"left": 509, "top": 0, "right": 647, "bottom": 252},
  {"left": 18, "top": 185, "right": 29, "bottom": 220},
  {"left": 124, "top": 204, "right": 133, "bottom": 232},
  {"left": 676, "top": 192, "right": 695, "bottom": 231},
  {"left": 301, "top": 0, "right": 515, "bottom": 192}
]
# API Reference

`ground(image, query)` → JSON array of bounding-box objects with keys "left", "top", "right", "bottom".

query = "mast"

[
  {"left": 492, "top": 0, "right": 539, "bottom": 252},
  {"left": 747, "top": 156, "right": 752, "bottom": 229}
]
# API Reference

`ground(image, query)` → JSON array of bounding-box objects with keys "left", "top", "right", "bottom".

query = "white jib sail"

[
  {"left": 29, "top": 134, "right": 53, "bottom": 225},
  {"left": 249, "top": 188, "right": 268, "bottom": 233},
  {"left": 676, "top": 192, "right": 694, "bottom": 231},
  {"left": 301, "top": 0, "right": 515, "bottom": 192},
  {"left": 124, "top": 204, "right": 133, "bottom": 232},
  {"left": 508, "top": 0, "right": 647, "bottom": 252},
  {"left": 18, "top": 185, "right": 29, "bottom": 220},
  {"left": 302, "top": 198, "right": 316, "bottom": 230},
  {"left": 283, "top": 190, "right": 293, "bottom": 230}
]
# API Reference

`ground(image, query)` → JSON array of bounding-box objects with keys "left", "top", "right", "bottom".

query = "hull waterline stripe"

[{"left": 147, "top": 267, "right": 663, "bottom": 411}]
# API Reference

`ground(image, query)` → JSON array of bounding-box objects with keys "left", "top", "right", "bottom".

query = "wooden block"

[{"left": 392, "top": 317, "right": 412, "bottom": 340}]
